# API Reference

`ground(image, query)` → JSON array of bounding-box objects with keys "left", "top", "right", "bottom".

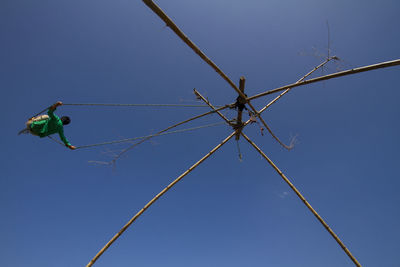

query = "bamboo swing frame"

[{"left": 85, "top": 0, "right": 400, "bottom": 266}]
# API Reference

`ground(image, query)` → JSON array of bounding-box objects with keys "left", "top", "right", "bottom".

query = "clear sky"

[{"left": 2, "top": 0, "right": 400, "bottom": 266}]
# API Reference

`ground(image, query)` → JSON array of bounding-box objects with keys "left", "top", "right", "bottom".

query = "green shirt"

[{"left": 30, "top": 108, "right": 71, "bottom": 146}]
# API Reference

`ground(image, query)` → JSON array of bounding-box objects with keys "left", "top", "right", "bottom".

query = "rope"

[
  {"left": 62, "top": 103, "right": 219, "bottom": 108},
  {"left": 31, "top": 102, "right": 223, "bottom": 121},
  {"left": 46, "top": 122, "right": 226, "bottom": 149},
  {"left": 109, "top": 103, "right": 234, "bottom": 163},
  {"left": 76, "top": 122, "right": 226, "bottom": 149}
]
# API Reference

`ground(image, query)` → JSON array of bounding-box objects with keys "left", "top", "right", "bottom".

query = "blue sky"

[{"left": 1, "top": 0, "right": 400, "bottom": 266}]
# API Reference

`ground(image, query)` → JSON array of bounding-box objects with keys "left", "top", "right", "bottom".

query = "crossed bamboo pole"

[
  {"left": 142, "top": 0, "right": 400, "bottom": 149},
  {"left": 141, "top": 1, "right": 364, "bottom": 265},
  {"left": 142, "top": 0, "right": 293, "bottom": 149},
  {"left": 194, "top": 89, "right": 361, "bottom": 267},
  {"left": 85, "top": 1, "right": 400, "bottom": 266}
]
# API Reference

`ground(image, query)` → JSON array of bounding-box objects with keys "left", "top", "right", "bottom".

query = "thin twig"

[
  {"left": 240, "top": 132, "right": 362, "bottom": 267},
  {"left": 86, "top": 131, "right": 237, "bottom": 267}
]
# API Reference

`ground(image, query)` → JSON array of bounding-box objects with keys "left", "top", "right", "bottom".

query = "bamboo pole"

[
  {"left": 241, "top": 132, "right": 362, "bottom": 267},
  {"left": 235, "top": 77, "right": 246, "bottom": 140},
  {"left": 142, "top": 0, "right": 248, "bottom": 101},
  {"left": 194, "top": 90, "right": 232, "bottom": 124},
  {"left": 259, "top": 57, "right": 334, "bottom": 114},
  {"left": 86, "top": 131, "right": 237, "bottom": 267},
  {"left": 248, "top": 58, "right": 400, "bottom": 101}
]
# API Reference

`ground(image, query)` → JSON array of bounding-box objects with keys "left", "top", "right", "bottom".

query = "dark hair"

[{"left": 61, "top": 116, "right": 71, "bottom": 125}]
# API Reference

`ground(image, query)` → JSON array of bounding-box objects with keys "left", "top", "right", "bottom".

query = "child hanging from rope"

[{"left": 18, "top": 101, "right": 76, "bottom": 150}]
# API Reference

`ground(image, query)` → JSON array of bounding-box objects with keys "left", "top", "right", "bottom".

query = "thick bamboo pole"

[
  {"left": 241, "top": 132, "right": 362, "bottom": 267},
  {"left": 235, "top": 77, "right": 246, "bottom": 140},
  {"left": 142, "top": 0, "right": 247, "bottom": 100},
  {"left": 248, "top": 59, "right": 400, "bottom": 101},
  {"left": 86, "top": 131, "right": 237, "bottom": 267}
]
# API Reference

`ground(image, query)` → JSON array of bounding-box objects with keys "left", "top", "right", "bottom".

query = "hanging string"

[
  {"left": 46, "top": 121, "right": 226, "bottom": 149},
  {"left": 47, "top": 135, "right": 65, "bottom": 146},
  {"left": 62, "top": 103, "right": 221, "bottom": 108}
]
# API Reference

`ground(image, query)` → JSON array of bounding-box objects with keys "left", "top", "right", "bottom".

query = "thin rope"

[
  {"left": 76, "top": 122, "right": 226, "bottom": 149},
  {"left": 63, "top": 103, "right": 221, "bottom": 108},
  {"left": 110, "top": 103, "right": 234, "bottom": 163},
  {"left": 47, "top": 135, "right": 65, "bottom": 146},
  {"left": 31, "top": 102, "right": 222, "bottom": 123}
]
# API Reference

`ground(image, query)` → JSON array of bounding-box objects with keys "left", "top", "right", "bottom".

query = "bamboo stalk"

[
  {"left": 86, "top": 131, "right": 236, "bottom": 267},
  {"left": 248, "top": 58, "right": 400, "bottom": 101},
  {"left": 142, "top": 0, "right": 248, "bottom": 101},
  {"left": 235, "top": 77, "right": 246, "bottom": 140},
  {"left": 259, "top": 57, "right": 334, "bottom": 114},
  {"left": 241, "top": 132, "right": 362, "bottom": 267}
]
